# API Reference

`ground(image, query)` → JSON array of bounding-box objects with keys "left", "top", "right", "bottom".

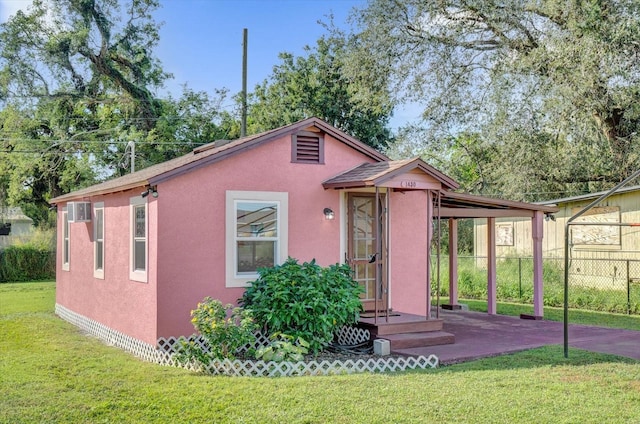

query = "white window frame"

[
  {"left": 62, "top": 207, "right": 70, "bottom": 271},
  {"left": 226, "top": 191, "right": 288, "bottom": 287},
  {"left": 130, "top": 196, "right": 148, "bottom": 283},
  {"left": 93, "top": 202, "right": 105, "bottom": 279}
]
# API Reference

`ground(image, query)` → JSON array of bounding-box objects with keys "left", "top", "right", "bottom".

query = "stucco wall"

[
  {"left": 388, "top": 190, "right": 430, "bottom": 316},
  {"left": 56, "top": 130, "right": 438, "bottom": 344},
  {"left": 154, "top": 132, "right": 377, "bottom": 339},
  {"left": 56, "top": 191, "right": 159, "bottom": 345}
]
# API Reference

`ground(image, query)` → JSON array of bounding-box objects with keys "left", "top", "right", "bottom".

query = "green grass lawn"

[{"left": 2, "top": 281, "right": 639, "bottom": 423}]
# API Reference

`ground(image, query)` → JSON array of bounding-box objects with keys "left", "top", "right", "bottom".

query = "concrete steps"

[
  {"left": 381, "top": 330, "right": 455, "bottom": 351},
  {"left": 358, "top": 312, "right": 456, "bottom": 350},
  {"left": 358, "top": 315, "right": 444, "bottom": 336}
]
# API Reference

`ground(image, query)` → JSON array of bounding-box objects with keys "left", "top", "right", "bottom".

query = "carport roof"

[{"left": 436, "top": 191, "right": 559, "bottom": 218}]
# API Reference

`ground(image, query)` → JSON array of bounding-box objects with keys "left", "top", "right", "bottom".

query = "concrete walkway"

[{"left": 393, "top": 309, "right": 640, "bottom": 364}]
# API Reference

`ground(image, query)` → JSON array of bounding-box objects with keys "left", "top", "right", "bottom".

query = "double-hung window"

[
  {"left": 226, "top": 191, "right": 288, "bottom": 287},
  {"left": 130, "top": 197, "right": 147, "bottom": 282},
  {"left": 62, "top": 208, "right": 70, "bottom": 271},
  {"left": 93, "top": 202, "right": 104, "bottom": 279}
]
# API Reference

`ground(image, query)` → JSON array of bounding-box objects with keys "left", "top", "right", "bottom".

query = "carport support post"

[
  {"left": 532, "top": 211, "right": 544, "bottom": 318},
  {"left": 449, "top": 218, "right": 459, "bottom": 305},
  {"left": 442, "top": 218, "right": 460, "bottom": 309},
  {"left": 487, "top": 217, "right": 497, "bottom": 315}
]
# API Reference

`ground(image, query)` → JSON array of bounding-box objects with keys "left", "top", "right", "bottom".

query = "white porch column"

[
  {"left": 532, "top": 210, "right": 544, "bottom": 318},
  {"left": 487, "top": 217, "right": 497, "bottom": 315}
]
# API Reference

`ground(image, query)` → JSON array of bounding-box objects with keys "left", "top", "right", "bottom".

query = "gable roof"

[
  {"left": 322, "top": 157, "right": 459, "bottom": 190},
  {"left": 50, "top": 117, "right": 389, "bottom": 203}
]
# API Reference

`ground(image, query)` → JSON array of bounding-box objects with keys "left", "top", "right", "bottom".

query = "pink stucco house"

[{"left": 51, "top": 117, "right": 557, "bottom": 351}]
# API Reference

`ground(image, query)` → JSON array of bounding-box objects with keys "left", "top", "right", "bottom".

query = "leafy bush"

[
  {"left": 255, "top": 333, "right": 309, "bottom": 362},
  {"left": 0, "top": 246, "right": 55, "bottom": 282},
  {"left": 176, "top": 297, "right": 258, "bottom": 365},
  {"left": 240, "top": 257, "right": 363, "bottom": 354}
]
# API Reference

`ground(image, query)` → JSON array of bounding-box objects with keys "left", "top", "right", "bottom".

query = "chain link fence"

[{"left": 432, "top": 255, "right": 640, "bottom": 315}]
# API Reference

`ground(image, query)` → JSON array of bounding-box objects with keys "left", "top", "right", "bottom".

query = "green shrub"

[
  {"left": 176, "top": 297, "right": 258, "bottom": 365},
  {"left": 240, "top": 257, "right": 363, "bottom": 354},
  {"left": 255, "top": 333, "right": 309, "bottom": 362},
  {"left": 0, "top": 246, "right": 55, "bottom": 282}
]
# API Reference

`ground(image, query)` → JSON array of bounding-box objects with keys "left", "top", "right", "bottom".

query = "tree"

[
  {"left": 0, "top": 0, "right": 168, "bottom": 128},
  {"left": 0, "top": 0, "right": 235, "bottom": 226},
  {"left": 247, "top": 33, "right": 394, "bottom": 150},
  {"left": 345, "top": 0, "right": 640, "bottom": 200}
]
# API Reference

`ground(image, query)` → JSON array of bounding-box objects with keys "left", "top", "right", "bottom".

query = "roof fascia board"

[
  {"left": 436, "top": 207, "right": 535, "bottom": 218},
  {"left": 442, "top": 192, "right": 559, "bottom": 213},
  {"left": 323, "top": 181, "right": 375, "bottom": 190},
  {"left": 50, "top": 181, "right": 149, "bottom": 204}
]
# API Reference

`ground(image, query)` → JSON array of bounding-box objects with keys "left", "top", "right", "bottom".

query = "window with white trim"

[
  {"left": 226, "top": 191, "right": 288, "bottom": 287},
  {"left": 93, "top": 202, "right": 104, "bottom": 279},
  {"left": 62, "top": 208, "right": 70, "bottom": 271},
  {"left": 130, "top": 197, "right": 147, "bottom": 282}
]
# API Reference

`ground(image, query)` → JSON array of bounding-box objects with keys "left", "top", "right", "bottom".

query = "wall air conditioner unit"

[{"left": 67, "top": 201, "right": 92, "bottom": 222}]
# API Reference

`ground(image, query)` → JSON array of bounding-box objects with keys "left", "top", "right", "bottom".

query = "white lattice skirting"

[{"left": 55, "top": 304, "right": 439, "bottom": 376}]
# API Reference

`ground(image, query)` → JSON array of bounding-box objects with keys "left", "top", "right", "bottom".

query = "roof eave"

[
  {"left": 50, "top": 180, "right": 150, "bottom": 204},
  {"left": 442, "top": 191, "right": 560, "bottom": 213}
]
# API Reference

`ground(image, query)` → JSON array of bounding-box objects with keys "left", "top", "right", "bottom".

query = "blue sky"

[
  {"left": 0, "top": 0, "right": 418, "bottom": 128},
  {"left": 153, "top": 0, "right": 364, "bottom": 98}
]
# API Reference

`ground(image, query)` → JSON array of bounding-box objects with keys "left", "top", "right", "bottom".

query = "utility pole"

[
  {"left": 241, "top": 28, "right": 248, "bottom": 138},
  {"left": 127, "top": 140, "right": 135, "bottom": 173}
]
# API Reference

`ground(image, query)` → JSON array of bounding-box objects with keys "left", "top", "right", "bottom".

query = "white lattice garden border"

[{"left": 55, "top": 304, "right": 439, "bottom": 376}]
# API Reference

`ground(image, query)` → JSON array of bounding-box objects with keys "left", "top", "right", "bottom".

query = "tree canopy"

[
  {"left": 346, "top": 0, "right": 640, "bottom": 200},
  {"left": 0, "top": 0, "right": 235, "bottom": 226},
  {"left": 247, "top": 32, "right": 395, "bottom": 150}
]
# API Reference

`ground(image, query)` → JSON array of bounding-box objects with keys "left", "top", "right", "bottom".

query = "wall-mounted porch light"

[
  {"left": 323, "top": 207, "right": 335, "bottom": 220},
  {"left": 544, "top": 213, "right": 556, "bottom": 222}
]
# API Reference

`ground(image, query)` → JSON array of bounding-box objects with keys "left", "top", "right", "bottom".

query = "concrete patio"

[{"left": 392, "top": 309, "right": 640, "bottom": 364}]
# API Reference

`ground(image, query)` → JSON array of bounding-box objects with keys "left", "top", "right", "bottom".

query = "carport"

[{"left": 434, "top": 191, "right": 558, "bottom": 319}]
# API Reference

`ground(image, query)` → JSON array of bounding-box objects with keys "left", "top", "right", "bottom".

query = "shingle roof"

[
  {"left": 322, "top": 158, "right": 459, "bottom": 190},
  {"left": 0, "top": 206, "right": 33, "bottom": 222},
  {"left": 50, "top": 117, "right": 388, "bottom": 203}
]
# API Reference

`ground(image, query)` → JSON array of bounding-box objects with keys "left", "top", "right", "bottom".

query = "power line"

[{"left": 0, "top": 137, "right": 210, "bottom": 146}]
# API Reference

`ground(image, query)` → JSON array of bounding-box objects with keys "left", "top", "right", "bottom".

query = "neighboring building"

[
  {"left": 474, "top": 185, "right": 640, "bottom": 261},
  {"left": 474, "top": 186, "right": 640, "bottom": 290},
  {"left": 50, "top": 118, "right": 556, "bottom": 350},
  {"left": 0, "top": 206, "right": 34, "bottom": 249}
]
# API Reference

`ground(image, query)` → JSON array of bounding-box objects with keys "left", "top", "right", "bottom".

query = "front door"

[{"left": 347, "top": 193, "right": 387, "bottom": 312}]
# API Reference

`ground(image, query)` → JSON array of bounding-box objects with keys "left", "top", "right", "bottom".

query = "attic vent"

[{"left": 292, "top": 131, "right": 324, "bottom": 164}]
